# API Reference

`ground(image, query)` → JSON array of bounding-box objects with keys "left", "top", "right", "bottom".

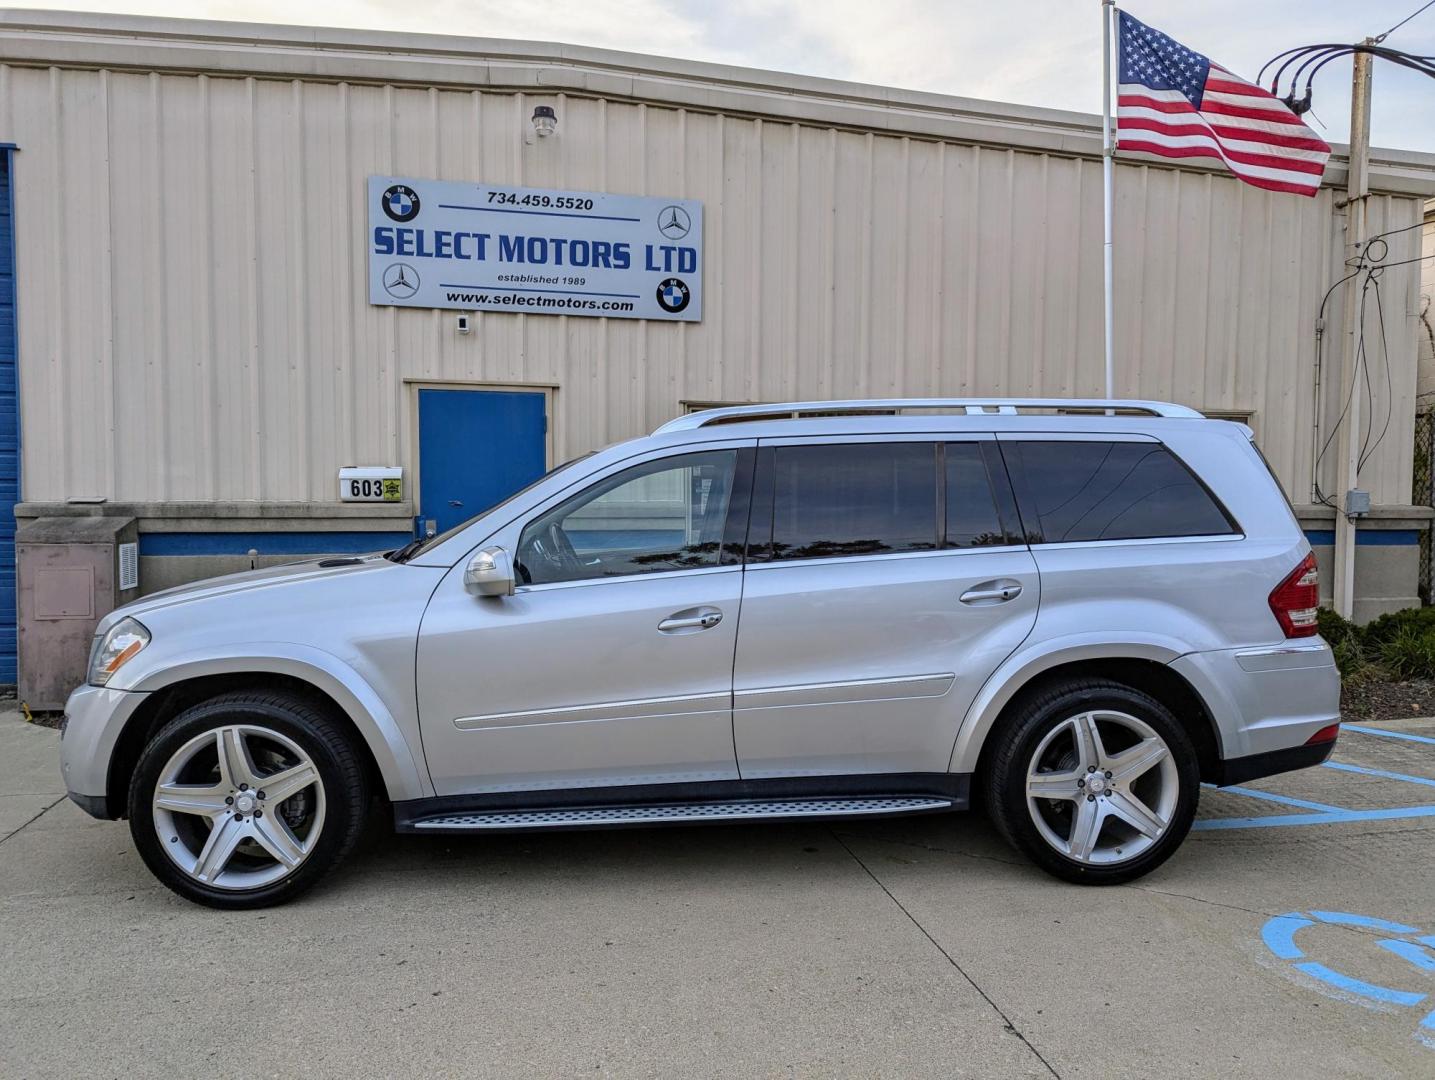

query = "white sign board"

[
  {"left": 338, "top": 466, "right": 403, "bottom": 503},
  {"left": 368, "top": 176, "right": 702, "bottom": 322}
]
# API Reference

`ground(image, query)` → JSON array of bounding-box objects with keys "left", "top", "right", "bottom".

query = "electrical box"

[
  {"left": 17, "top": 516, "right": 140, "bottom": 710},
  {"left": 1344, "top": 489, "right": 1371, "bottom": 517},
  {"left": 339, "top": 466, "right": 403, "bottom": 503}
]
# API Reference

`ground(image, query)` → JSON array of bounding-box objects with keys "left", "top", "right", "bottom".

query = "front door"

[
  {"left": 417, "top": 388, "right": 547, "bottom": 536},
  {"left": 732, "top": 436, "right": 1040, "bottom": 778},
  {"left": 417, "top": 442, "right": 754, "bottom": 795}
]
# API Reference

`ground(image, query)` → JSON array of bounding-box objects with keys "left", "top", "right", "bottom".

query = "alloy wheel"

[
  {"left": 1024, "top": 709, "right": 1179, "bottom": 866},
  {"left": 150, "top": 724, "right": 327, "bottom": 891}
]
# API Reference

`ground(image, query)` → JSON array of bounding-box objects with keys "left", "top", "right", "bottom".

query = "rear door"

[{"left": 731, "top": 435, "right": 1040, "bottom": 778}]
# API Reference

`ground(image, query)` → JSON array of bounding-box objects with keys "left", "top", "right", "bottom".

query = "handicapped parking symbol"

[{"left": 1261, "top": 910, "right": 1435, "bottom": 1048}]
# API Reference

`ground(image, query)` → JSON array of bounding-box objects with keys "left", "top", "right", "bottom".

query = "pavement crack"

[
  {"left": 830, "top": 828, "right": 1061, "bottom": 1079},
  {"left": 0, "top": 796, "right": 65, "bottom": 847}
]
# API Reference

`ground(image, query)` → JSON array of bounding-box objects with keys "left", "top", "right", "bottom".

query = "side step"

[{"left": 409, "top": 795, "right": 955, "bottom": 832}]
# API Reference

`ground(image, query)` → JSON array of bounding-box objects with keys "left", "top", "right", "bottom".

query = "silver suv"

[{"left": 61, "top": 399, "right": 1340, "bottom": 907}]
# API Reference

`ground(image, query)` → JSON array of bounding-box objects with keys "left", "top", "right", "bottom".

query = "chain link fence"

[{"left": 1416, "top": 411, "right": 1434, "bottom": 604}]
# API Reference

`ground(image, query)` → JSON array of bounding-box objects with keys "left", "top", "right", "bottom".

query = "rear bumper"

[
  {"left": 1170, "top": 639, "right": 1340, "bottom": 761},
  {"left": 1211, "top": 732, "right": 1338, "bottom": 786}
]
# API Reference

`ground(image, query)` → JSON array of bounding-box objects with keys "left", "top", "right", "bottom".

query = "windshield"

[{"left": 388, "top": 453, "right": 594, "bottom": 563}]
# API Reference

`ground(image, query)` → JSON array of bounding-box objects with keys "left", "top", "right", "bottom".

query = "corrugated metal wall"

[{"left": 0, "top": 63, "right": 1425, "bottom": 508}]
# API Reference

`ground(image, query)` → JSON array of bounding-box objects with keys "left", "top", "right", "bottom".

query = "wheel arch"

[
  {"left": 105, "top": 650, "right": 430, "bottom": 818},
  {"left": 950, "top": 642, "right": 1225, "bottom": 785}
]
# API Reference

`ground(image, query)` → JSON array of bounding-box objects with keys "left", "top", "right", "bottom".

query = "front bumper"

[{"left": 59, "top": 683, "right": 152, "bottom": 819}]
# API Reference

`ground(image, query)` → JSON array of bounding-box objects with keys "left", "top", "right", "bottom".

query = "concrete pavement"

[{"left": 3, "top": 712, "right": 1434, "bottom": 1078}]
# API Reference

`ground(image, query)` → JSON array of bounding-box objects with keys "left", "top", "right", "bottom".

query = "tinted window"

[
  {"left": 768, "top": 442, "right": 937, "bottom": 561},
  {"left": 1008, "top": 441, "right": 1234, "bottom": 542},
  {"left": 945, "top": 443, "right": 1008, "bottom": 548},
  {"left": 517, "top": 450, "right": 738, "bottom": 584}
]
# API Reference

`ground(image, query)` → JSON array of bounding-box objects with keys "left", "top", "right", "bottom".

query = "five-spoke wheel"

[
  {"left": 129, "top": 691, "right": 368, "bottom": 908},
  {"left": 985, "top": 678, "right": 1200, "bottom": 884},
  {"left": 150, "top": 724, "right": 326, "bottom": 889},
  {"left": 1024, "top": 709, "right": 1178, "bottom": 866}
]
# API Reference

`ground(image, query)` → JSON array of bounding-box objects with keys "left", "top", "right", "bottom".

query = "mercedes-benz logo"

[
  {"left": 383, "top": 263, "right": 420, "bottom": 300},
  {"left": 657, "top": 205, "right": 691, "bottom": 240}
]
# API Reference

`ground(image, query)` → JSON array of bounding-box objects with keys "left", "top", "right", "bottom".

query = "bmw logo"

[
  {"left": 382, "top": 184, "right": 421, "bottom": 223},
  {"left": 656, "top": 277, "right": 690, "bottom": 313}
]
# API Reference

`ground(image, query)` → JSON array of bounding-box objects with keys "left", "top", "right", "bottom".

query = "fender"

[
  {"left": 946, "top": 632, "right": 1191, "bottom": 775},
  {"left": 120, "top": 642, "right": 433, "bottom": 801}
]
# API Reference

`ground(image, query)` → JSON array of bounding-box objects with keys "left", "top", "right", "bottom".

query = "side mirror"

[{"left": 464, "top": 546, "right": 515, "bottom": 597}]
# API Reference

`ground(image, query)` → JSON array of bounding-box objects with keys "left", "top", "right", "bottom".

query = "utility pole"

[{"left": 1332, "top": 41, "right": 1374, "bottom": 619}]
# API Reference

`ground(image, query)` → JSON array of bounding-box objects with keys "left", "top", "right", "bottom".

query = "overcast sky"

[{"left": 21, "top": 1, "right": 1435, "bottom": 152}]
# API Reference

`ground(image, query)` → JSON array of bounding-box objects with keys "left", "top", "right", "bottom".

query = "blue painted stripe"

[
  {"left": 1303, "top": 529, "right": 1419, "bottom": 546},
  {"left": 138, "top": 531, "right": 413, "bottom": 556},
  {"left": 1380, "top": 940, "right": 1435, "bottom": 971},
  {"left": 436, "top": 203, "right": 640, "bottom": 223},
  {"left": 0, "top": 150, "right": 18, "bottom": 683},
  {"left": 1344, "top": 723, "right": 1435, "bottom": 746},
  {"left": 1310, "top": 910, "right": 1420, "bottom": 933},
  {"left": 1216, "top": 784, "right": 1344, "bottom": 813},
  {"left": 439, "top": 283, "right": 640, "bottom": 299},
  {"left": 1261, "top": 913, "right": 1314, "bottom": 959},
  {"left": 1194, "top": 804, "right": 1435, "bottom": 830},
  {"left": 1293, "top": 961, "right": 1427, "bottom": 1006},
  {"left": 1323, "top": 760, "right": 1435, "bottom": 789}
]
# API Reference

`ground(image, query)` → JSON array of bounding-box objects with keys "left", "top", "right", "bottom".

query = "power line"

[{"left": 1377, "top": 0, "right": 1435, "bottom": 43}]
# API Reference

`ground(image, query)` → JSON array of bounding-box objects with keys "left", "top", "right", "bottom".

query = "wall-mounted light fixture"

[{"left": 530, "top": 105, "right": 557, "bottom": 138}]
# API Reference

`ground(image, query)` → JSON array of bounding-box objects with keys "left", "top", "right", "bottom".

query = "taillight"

[
  {"left": 1305, "top": 723, "right": 1340, "bottom": 745},
  {"left": 1269, "top": 552, "right": 1320, "bottom": 638}
]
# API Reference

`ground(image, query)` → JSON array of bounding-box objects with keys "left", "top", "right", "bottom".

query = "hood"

[{"left": 100, "top": 554, "right": 398, "bottom": 632}]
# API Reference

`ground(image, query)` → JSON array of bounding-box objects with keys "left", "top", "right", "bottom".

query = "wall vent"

[{"left": 118, "top": 542, "right": 139, "bottom": 591}]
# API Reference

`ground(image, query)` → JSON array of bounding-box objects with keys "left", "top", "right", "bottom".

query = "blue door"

[
  {"left": 0, "top": 150, "right": 18, "bottom": 684},
  {"left": 418, "top": 389, "right": 547, "bottom": 536}
]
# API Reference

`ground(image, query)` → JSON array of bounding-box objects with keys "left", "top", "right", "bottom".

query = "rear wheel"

[
  {"left": 128, "top": 691, "right": 369, "bottom": 908},
  {"left": 984, "top": 678, "right": 1199, "bottom": 885}
]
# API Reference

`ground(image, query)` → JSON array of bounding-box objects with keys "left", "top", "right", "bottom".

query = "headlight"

[{"left": 88, "top": 617, "right": 150, "bottom": 686}]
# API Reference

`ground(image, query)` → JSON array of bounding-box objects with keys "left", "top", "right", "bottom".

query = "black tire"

[
  {"left": 983, "top": 678, "right": 1200, "bottom": 885},
  {"left": 128, "top": 690, "right": 369, "bottom": 909}
]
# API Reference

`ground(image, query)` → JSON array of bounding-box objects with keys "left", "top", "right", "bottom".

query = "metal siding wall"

[{"left": 2, "top": 63, "right": 1427, "bottom": 511}]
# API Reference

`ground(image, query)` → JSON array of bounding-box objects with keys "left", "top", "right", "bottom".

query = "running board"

[{"left": 407, "top": 795, "right": 956, "bottom": 833}]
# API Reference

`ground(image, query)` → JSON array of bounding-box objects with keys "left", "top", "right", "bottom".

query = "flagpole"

[{"left": 1101, "top": 0, "right": 1116, "bottom": 399}]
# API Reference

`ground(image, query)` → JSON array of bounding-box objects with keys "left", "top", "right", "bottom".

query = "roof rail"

[{"left": 655, "top": 398, "right": 1204, "bottom": 433}]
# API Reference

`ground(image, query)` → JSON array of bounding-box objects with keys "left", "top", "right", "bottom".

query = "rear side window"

[
  {"left": 768, "top": 442, "right": 937, "bottom": 560},
  {"left": 1005, "top": 440, "right": 1236, "bottom": 543}
]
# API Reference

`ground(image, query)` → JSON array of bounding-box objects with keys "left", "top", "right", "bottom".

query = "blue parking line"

[
  {"left": 1323, "top": 761, "right": 1435, "bottom": 789},
  {"left": 1215, "top": 784, "right": 1345, "bottom": 813},
  {"left": 1344, "top": 724, "right": 1435, "bottom": 746},
  {"left": 1309, "top": 910, "right": 1420, "bottom": 933},
  {"left": 1293, "top": 962, "right": 1428, "bottom": 1007},
  {"left": 1194, "top": 805, "right": 1435, "bottom": 830},
  {"left": 1382, "top": 940, "right": 1435, "bottom": 971},
  {"left": 1261, "top": 912, "right": 1314, "bottom": 958}
]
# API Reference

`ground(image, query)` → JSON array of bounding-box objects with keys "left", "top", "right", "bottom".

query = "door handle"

[
  {"left": 658, "top": 607, "right": 723, "bottom": 633},
  {"left": 960, "top": 580, "right": 1024, "bottom": 605}
]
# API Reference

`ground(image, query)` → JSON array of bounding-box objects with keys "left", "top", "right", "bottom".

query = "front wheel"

[
  {"left": 128, "top": 691, "right": 369, "bottom": 908},
  {"left": 984, "top": 679, "right": 1199, "bottom": 885}
]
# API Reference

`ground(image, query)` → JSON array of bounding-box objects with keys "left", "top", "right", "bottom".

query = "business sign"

[{"left": 368, "top": 176, "right": 702, "bottom": 322}]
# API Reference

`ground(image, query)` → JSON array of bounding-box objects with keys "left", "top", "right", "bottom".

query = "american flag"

[{"left": 1116, "top": 11, "right": 1331, "bottom": 197}]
